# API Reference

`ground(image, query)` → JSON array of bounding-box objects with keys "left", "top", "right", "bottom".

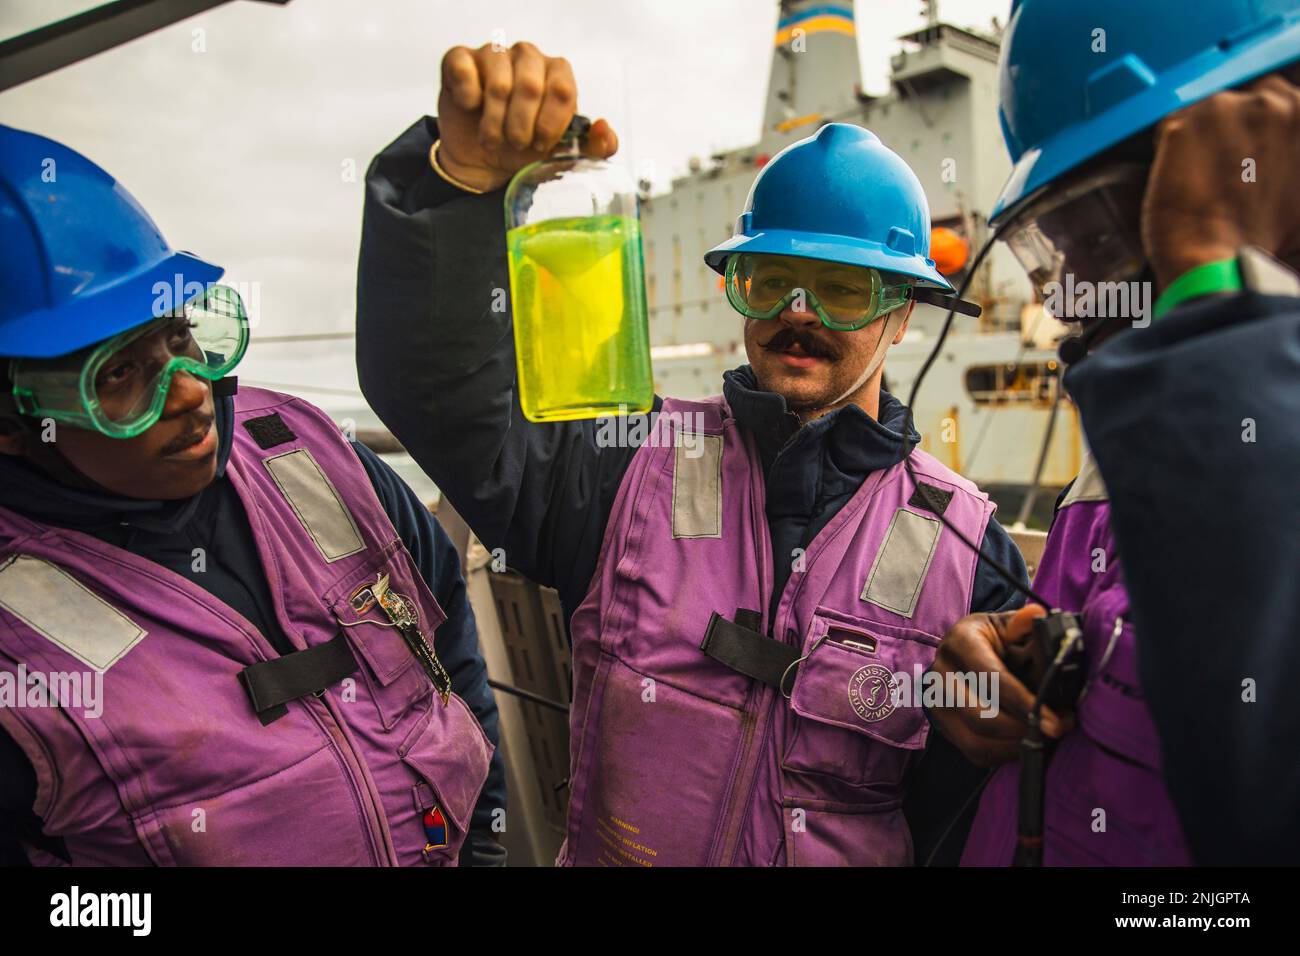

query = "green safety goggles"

[
  {"left": 9, "top": 284, "right": 249, "bottom": 439},
  {"left": 724, "top": 253, "right": 914, "bottom": 331}
]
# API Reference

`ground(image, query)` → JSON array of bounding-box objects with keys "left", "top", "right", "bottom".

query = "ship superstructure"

[{"left": 641, "top": 0, "right": 1080, "bottom": 518}]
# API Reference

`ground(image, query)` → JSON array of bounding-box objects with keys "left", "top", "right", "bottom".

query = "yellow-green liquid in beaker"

[{"left": 507, "top": 214, "right": 653, "bottom": 422}]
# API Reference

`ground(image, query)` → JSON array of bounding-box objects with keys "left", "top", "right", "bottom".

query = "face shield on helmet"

[
  {"left": 997, "top": 164, "right": 1150, "bottom": 315},
  {"left": 9, "top": 284, "right": 249, "bottom": 439},
  {"left": 724, "top": 253, "right": 914, "bottom": 331}
]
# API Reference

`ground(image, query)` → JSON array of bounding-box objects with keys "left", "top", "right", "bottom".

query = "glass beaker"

[{"left": 504, "top": 116, "right": 654, "bottom": 422}]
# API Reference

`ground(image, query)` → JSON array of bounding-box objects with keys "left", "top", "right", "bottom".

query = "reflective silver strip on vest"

[
  {"left": 263, "top": 448, "right": 365, "bottom": 562},
  {"left": 0, "top": 555, "right": 146, "bottom": 672},
  {"left": 1059, "top": 445, "right": 1108, "bottom": 508},
  {"left": 671, "top": 435, "right": 723, "bottom": 539},
  {"left": 861, "top": 507, "right": 942, "bottom": 619}
]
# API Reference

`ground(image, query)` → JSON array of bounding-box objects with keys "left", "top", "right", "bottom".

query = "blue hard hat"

[
  {"left": 704, "top": 123, "right": 953, "bottom": 292},
  {"left": 0, "top": 125, "right": 223, "bottom": 360},
  {"left": 992, "top": 0, "right": 1300, "bottom": 223}
]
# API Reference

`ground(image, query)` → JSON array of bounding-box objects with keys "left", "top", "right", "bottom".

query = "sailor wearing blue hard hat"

[
  {"left": 924, "top": 0, "right": 1300, "bottom": 866},
  {"left": 988, "top": 0, "right": 1300, "bottom": 336},
  {"left": 357, "top": 40, "right": 1028, "bottom": 867},
  {"left": 0, "top": 124, "right": 245, "bottom": 499},
  {"left": 0, "top": 126, "right": 508, "bottom": 867},
  {"left": 703, "top": 122, "right": 980, "bottom": 416}
]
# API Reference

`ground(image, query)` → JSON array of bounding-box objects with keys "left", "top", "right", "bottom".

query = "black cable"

[
  {"left": 487, "top": 678, "right": 570, "bottom": 714},
  {"left": 922, "top": 766, "right": 994, "bottom": 867},
  {"left": 962, "top": 303, "right": 1051, "bottom": 474},
  {"left": 900, "top": 240, "right": 1089, "bottom": 869},
  {"left": 907, "top": 456, "right": 1053, "bottom": 607},
  {"left": 898, "top": 233, "right": 1054, "bottom": 610},
  {"left": 1015, "top": 388, "right": 1062, "bottom": 527},
  {"left": 1013, "top": 621, "right": 1083, "bottom": 867},
  {"left": 905, "top": 234, "right": 997, "bottom": 414}
]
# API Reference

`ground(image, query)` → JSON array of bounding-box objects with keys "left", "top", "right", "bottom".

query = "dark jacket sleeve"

[
  {"left": 971, "top": 518, "right": 1029, "bottom": 614},
  {"left": 355, "top": 117, "right": 648, "bottom": 618},
  {"left": 0, "top": 728, "right": 38, "bottom": 865},
  {"left": 350, "top": 441, "right": 506, "bottom": 861},
  {"left": 1065, "top": 291, "right": 1300, "bottom": 864}
]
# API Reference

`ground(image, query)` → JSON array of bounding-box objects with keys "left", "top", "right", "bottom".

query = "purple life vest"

[
  {"left": 0, "top": 387, "right": 492, "bottom": 866},
  {"left": 559, "top": 397, "right": 994, "bottom": 866},
  {"left": 961, "top": 450, "right": 1193, "bottom": 866}
]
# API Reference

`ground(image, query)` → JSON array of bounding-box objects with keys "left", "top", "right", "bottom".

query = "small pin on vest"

[{"left": 423, "top": 806, "right": 449, "bottom": 852}]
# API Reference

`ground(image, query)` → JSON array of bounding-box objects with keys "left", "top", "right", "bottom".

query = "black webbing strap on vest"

[
  {"left": 239, "top": 632, "right": 359, "bottom": 726},
  {"left": 700, "top": 610, "right": 801, "bottom": 689},
  {"left": 210, "top": 375, "right": 239, "bottom": 398}
]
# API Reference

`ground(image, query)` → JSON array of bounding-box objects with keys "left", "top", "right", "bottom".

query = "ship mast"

[{"left": 760, "top": 0, "right": 861, "bottom": 151}]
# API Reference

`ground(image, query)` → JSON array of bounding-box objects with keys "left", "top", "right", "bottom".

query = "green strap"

[{"left": 1152, "top": 257, "right": 1243, "bottom": 321}]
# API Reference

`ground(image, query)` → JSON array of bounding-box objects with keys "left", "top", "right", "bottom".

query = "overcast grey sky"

[{"left": 0, "top": 0, "right": 1012, "bottom": 408}]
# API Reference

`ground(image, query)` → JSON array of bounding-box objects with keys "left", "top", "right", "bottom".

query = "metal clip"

[
  {"left": 355, "top": 571, "right": 452, "bottom": 705},
  {"left": 1077, "top": 616, "right": 1124, "bottom": 706},
  {"left": 780, "top": 633, "right": 826, "bottom": 700}
]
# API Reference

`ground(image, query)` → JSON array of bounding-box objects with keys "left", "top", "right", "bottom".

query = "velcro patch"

[
  {"left": 908, "top": 481, "right": 953, "bottom": 516},
  {"left": 243, "top": 412, "right": 297, "bottom": 450}
]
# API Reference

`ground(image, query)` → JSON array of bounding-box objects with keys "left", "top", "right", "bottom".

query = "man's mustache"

[
  {"left": 159, "top": 414, "right": 216, "bottom": 456},
  {"left": 761, "top": 325, "right": 840, "bottom": 361}
]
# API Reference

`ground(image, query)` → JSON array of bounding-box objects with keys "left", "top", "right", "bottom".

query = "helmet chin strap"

[{"left": 822, "top": 308, "right": 909, "bottom": 410}]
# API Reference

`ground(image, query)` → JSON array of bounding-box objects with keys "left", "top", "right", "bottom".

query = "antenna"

[{"left": 922, "top": 0, "right": 941, "bottom": 28}]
